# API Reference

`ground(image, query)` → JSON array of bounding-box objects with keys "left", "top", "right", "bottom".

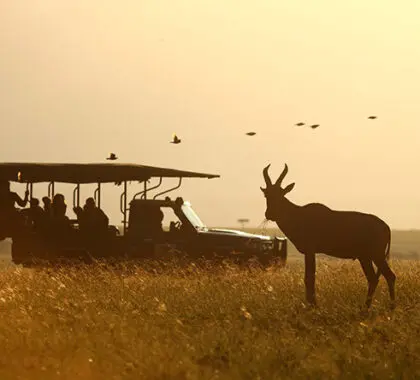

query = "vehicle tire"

[{"left": 11, "top": 240, "right": 32, "bottom": 266}]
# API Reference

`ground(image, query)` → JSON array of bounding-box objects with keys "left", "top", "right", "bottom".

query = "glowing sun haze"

[{"left": 1, "top": 1, "right": 420, "bottom": 229}]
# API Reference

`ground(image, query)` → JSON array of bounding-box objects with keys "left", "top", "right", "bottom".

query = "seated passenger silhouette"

[
  {"left": 41, "top": 194, "right": 71, "bottom": 245},
  {"left": 51, "top": 194, "right": 71, "bottom": 232},
  {"left": 37, "top": 196, "right": 53, "bottom": 235},
  {"left": 42, "top": 196, "right": 52, "bottom": 215},
  {"left": 21, "top": 198, "right": 44, "bottom": 230},
  {"left": 73, "top": 205, "right": 84, "bottom": 227},
  {"left": 0, "top": 181, "right": 29, "bottom": 236},
  {"left": 75, "top": 198, "right": 109, "bottom": 235},
  {"left": 52, "top": 194, "right": 66, "bottom": 216},
  {"left": 0, "top": 181, "right": 29, "bottom": 211}
]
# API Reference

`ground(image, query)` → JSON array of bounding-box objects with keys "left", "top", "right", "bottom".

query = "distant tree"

[{"left": 237, "top": 218, "right": 250, "bottom": 230}]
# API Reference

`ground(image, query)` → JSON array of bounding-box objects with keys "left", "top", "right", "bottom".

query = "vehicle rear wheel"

[{"left": 11, "top": 240, "right": 33, "bottom": 266}]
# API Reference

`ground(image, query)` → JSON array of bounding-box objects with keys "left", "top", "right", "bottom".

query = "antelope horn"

[
  {"left": 275, "top": 163, "right": 289, "bottom": 187},
  {"left": 262, "top": 164, "right": 272, "bottom": 187}
]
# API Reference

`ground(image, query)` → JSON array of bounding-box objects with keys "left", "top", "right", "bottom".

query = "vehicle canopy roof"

[{"left": 0, "top": 162, "right": 220, "bottom": 184}]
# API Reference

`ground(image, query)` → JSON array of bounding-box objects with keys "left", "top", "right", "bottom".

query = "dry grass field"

[
  {"left": 0, "top": 230, "right": 420, "bottom": 379},
  {"left": 0, "top": 258, "right": 420, "bottom": 380}
]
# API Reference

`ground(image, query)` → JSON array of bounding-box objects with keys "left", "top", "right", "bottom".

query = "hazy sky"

[{"left": 1, "top": 1, "right": 420, "bottom": 229}]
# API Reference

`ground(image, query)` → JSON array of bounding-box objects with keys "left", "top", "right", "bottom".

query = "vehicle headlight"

[
  {"left": 261, "top": 241, "right": 274, "bottom": 251},
  {"left": 245, "top": 240, "right": 274, "bottom": 251}
]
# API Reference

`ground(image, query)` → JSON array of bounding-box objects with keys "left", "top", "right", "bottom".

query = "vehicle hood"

[{"left": 200, "top": 228, "right": 273, "bottom": 240}]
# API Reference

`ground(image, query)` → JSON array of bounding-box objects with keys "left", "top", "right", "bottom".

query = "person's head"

[
  {"left": 53, "top": 193, "right": 65, "bottom": 205},
  {"left": 52, "top": 194, "right": 67, "bottom": 215},
  {"left": 84, "top": 197, "right": 96, "bottom": 210},
  {"left": 30, "top": 198, "right": 40, "bottom": 208},
  {"left": 42, "top": 196, "right": 51, "bottom": 207}
]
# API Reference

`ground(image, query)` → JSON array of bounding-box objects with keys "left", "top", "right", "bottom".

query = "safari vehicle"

[{"left": 0, "top": 162, "right": 288, "bottom": 266}]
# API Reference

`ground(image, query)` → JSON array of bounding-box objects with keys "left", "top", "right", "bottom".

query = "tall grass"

[{"left": 0, "top": 259, "right": 419, "bottom": 379}]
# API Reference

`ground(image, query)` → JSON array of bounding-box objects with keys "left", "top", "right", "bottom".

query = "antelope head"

[{"left": 260, "top": 164, "right": 295, "bottom": 221}]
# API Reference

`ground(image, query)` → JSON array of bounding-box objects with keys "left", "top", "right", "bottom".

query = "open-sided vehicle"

[{"left": 0, "top": 162, "right": 288, "bottom": 266}]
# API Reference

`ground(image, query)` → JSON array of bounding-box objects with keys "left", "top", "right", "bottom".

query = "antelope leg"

[
  {"left": 359, "top": 258, "right": 380, "bottom": 308},
  {"left": 373, "top": 258, "right": 396, "bottom": 308}
]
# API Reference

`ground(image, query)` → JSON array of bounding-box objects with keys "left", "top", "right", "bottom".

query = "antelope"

[{"left": 260, "top": 164, "right": 396, "bottom": 309}]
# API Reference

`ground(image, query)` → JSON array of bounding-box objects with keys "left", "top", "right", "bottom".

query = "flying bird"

[
  {"left": 368, "top": 116, "right": 377, "bottom": 119},
  {"left": 310, "top": 124, "right": 320, "bottom": 129},
  {"left": 106, "top": 153, "right": 118, "bottom": 160},
  {"left": 170, "top": 133, "right": 181, "bottom": 144},
  {"left": 295, "top": 122, "right": 305, "bottom": 126},
  {"left": 246, "top": 132, "right": 256, "bottom": 136}
]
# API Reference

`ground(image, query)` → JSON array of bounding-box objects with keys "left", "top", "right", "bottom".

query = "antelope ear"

[
  {"left": 283, "top": 182, "right": 295, "bottom": 194},
  {"left": 260, "top": 187, "right": 266, "bottom": 193}
]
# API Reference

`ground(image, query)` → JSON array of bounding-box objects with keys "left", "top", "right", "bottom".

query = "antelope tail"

[
  {"left": 375, "top": 225, "right": 391, "bottom": 278},
  {"left": 385, "top": 225, "right": 391, "bottom": 261}
]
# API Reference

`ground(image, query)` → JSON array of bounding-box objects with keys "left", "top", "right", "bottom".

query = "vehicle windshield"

[{"left": 181, "top": 204, "right": 207, "bottom": 230}]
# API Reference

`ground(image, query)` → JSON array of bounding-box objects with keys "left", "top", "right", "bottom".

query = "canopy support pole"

[
  {"left": 94, "top": 183, "right": 101, "bottom": 207},
  {"left": 72, "top": 184, "right": 80, "bottom": 208},
  {"left": 153, "top": 177, "right": 182, "bottom": 199},
  {"left": 134, "top": 177, "right": 162, "bottom": 200},
  {"left": 120, "top": 181, "right": 128, "bottom": 235},
  {"left": 26, "top": 182, "right": 33, "bottom": 200},
  {"left": 48, "top": 182, "right": 55, "bottom": 199}
]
